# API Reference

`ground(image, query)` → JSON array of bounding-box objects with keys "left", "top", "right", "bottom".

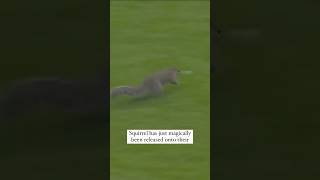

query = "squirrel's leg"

[
  {"left": 171, "top": 80, "right": 179, "bottom": 85},
  {"left": 149, "top": 81, "right": 163, "bottom": 96}
]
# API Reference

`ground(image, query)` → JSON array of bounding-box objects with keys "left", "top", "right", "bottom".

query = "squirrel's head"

[{"left": 166, "top": 67, "right": 180, "bottom": 85}]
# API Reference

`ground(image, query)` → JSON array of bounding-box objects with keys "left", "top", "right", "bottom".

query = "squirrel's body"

[{"left": 110, "top": 67, "right": 180, "bottom": 97}]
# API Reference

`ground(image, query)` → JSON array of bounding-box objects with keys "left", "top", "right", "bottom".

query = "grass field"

[{"left": 111, "top": 1, "right": 210, "bottom": 180}]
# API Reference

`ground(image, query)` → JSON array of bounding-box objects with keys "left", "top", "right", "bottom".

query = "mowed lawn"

[{"left": 111, "top": 1, "right": 210, "bottom": 180}]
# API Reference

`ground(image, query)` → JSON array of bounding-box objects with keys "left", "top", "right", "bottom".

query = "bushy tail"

[{"left": 110, "top": 86, "right": 146, "bottom": 97}]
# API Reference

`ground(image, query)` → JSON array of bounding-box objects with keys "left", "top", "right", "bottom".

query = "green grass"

[{"left": 111, "top": 1, "right": 210, "bottom": 180}]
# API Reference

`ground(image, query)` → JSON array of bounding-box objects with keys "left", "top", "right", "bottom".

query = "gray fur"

[{"left": 110, "top": 67, "right": 180, "bottom": 98}]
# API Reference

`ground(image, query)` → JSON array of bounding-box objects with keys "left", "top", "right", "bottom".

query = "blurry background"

[
  {"left": 0, "top": 0, "right": 108, "bottom": 179},
  {"left": 111, "top": 1, "right": 210, "bottom": 180},
  {"left": 214, "top": 0, "right": 320, "bottom": 179}
]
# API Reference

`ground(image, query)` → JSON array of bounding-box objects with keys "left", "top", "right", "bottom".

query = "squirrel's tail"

[{"left": 110, "top": 86, "right": 146, "bottom": 97}]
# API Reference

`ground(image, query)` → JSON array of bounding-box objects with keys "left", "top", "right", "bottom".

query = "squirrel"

[{"left": 110, "top": 67, "right": 181, "bottom": 97}]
